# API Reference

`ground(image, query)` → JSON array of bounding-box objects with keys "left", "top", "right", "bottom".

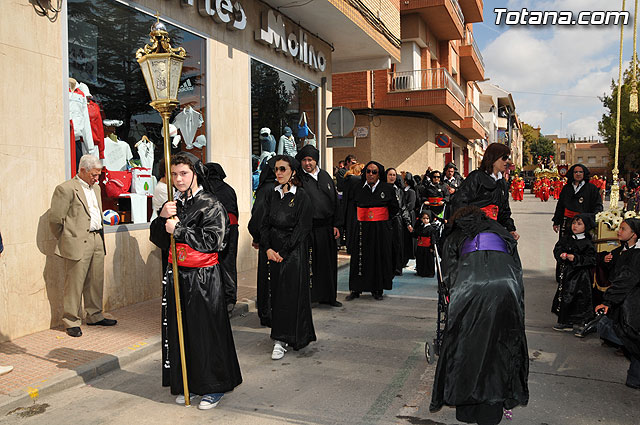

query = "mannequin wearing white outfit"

[{"left": 172, "top": 106, "right": 203, "bottom": 149}]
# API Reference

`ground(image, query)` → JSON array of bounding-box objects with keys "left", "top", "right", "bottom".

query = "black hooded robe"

[
  {"left": 412, "top": 218, "right": 439, "bottom": 277},
  {"left": 150, "top": 191, "right": 242, "bottom": 396},
  {"left": 402, "top": 184, "right": 417, "bottom": 265},
  {"left": 390, "top": 181, "right": 411, "bottom": 275},
  {"left": 347, "top": 163, "right": 399, "bottom": 294},
  {"left": 552, "top": 164, "right": 603, "bottom": 239},
  {"left": 299, "top": 168, "right": 342, "bottom": 304},
  {"left": 342, "top": 174, "right": 362, "bottom": 255},
  {"left": 430, "top": 214, "right": 528, "bottom": 420},
  {"left": 552, "top": 235, "right": 596, "bottom": 325},
  {"left": 260, "top": 186, "right": 316, "bottom": 349}
]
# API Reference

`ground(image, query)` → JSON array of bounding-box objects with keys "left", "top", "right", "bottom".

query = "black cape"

[
  {"left": 260, "top": 186, "right": 316, "bottom": 349},
  {"left": 430, "top": 214, "right": 528, "bottom": 412},
  {"left": 451, "top": 170, "right": 516, "bottom": 232},
  {"left": 552, "top": 235, "right": 596, "bottom": 324},
  {"left": 300, "top": 168, "right": 341, "bottom": 304},
  {"left": 347, "top": 180, "right": 399, "bottom": 292},
  {"left": 150, "top": 191, "right": 242, "bottom": 395}
]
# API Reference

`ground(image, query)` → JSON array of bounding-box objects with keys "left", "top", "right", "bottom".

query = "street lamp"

[{"left": 136, "top": 16, "right": 191, "bottom": 406}]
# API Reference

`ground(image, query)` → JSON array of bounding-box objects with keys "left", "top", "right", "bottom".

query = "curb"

[{"left": 0, "top": 298, "right": 255, "bottom": 416}]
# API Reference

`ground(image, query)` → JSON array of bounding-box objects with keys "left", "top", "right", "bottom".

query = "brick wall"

[
  {"left": 360, "top": 0, "right": 401, "bottom": 39},
  {"left": 332, "top": 71, "right": 372, "bottom": 109}
]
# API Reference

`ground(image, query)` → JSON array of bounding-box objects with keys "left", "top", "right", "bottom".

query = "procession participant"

[
  {"left": 540, "top": 180, "right": 550, "bottom": 202},
  {"left": 205, "top": 162, "right": 239, "bottom": 315},
  {"left": 595, "top": 218, "right": 640, "bottom": 389},
  {"left": 421, "top": 170, "right": 448, "bottom": 220},
  {"left": 401, "top": 171, "right": 417, "bottom": 266},
  {"left": 49, "top": 154, "right": 115, "bottom": 338},
  {"left": 516, "top": 177, "right": 525, "bottom": 202},
  {"left": 387, "top": 168, "right": 412, "bottom": 276},
  {"left": 443, "top": 162, "right": 463, "bottom": 197},
  {"left": 552, "top": 178, "right": 562, "bottom": 200},
  {"left": 248, "top": 159, "right": 277, "bottom": 326},
  {"left": 533, "top": 178, "right": 542, "bottom": 200},
  {"left": 430, "top": 206, "right": 529, "bottom": 424},
  {"left": 150, "top": 152, "right": 242, "bottom": 410},
  {"left": 552, "top": 164, "right": 603, "bottom": 239},
  {"left": 551, "top": 214, "right": 596, "bottom": 333},
  {"left": 259, "top": 155, "right": 316, "bottom": 359},
  {"left": 450, "top": 143, "right": 519, "bottom": 240},
  {"left": 412, "top": 210, "right": 439, "bottom": 277},
  {"left": 295, "top": 145, "right": 342, "bottom": 307},
  {"left": 510, "top": 176, "right": 519, "bottom": 202},
  {"left": 342, "top": 163, "right": 364, "bottom": 255},
  {"left": 345, "top": 161, "right": 399, "bottom": 301}
]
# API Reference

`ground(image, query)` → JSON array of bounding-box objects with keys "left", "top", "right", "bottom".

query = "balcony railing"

[
  {"left": 463, "top": 28, "right": 484, "bottom": 68},
  {"left": 451, "top": 0, "right": 465, "bottom": 29},
  {"left": 389, "top": 68, "right": 466, "bottom": 105},
  {"left": 467, "top": 101, "right": 489, "bottom": 135}
]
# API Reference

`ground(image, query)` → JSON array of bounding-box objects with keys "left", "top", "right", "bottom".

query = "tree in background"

[
  {"left": 521, "top": 123, "right": 539, "bottom": 165},
  {"left": 598, "top": 61, "right": 640, "bottom": 175},
  {"left": 530, "top": 136, "right": 555, "bottom": 167}
]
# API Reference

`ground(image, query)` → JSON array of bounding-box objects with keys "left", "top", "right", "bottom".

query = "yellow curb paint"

[
  {"left": 27, "top": 387, "right": 39, "bottom": 400},
  {"left": 56, "top": 336, "right": 65, "bottom": 339},
  {"left": 127, "top": 342, "right": 148, "bottom": 350}
]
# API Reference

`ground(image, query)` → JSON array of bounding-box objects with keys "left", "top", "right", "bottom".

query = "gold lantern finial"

[{"left": 136, "top": 14, "right": 186, "bottom": 60}]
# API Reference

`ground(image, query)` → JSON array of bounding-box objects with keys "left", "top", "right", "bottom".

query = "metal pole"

[
  {"left": 611, "top": 0, "right": 626, "bottom": 209},
  {"left": 162, "top": 110, "right": 191, "bottom": 407}
]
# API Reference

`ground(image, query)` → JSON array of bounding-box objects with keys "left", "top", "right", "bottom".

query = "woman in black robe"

[
  {"left": 430, "top": 206, "right": 529, "bottom": 424},
  {"left": 551, "top": 214, "right": 596, "bottom": 331},
  {"left": 150, "top": 152, "right": 242, "bottom": 409},
  {"left": 451, "top": 143, "right": 518, "bottom": 240},
  {"left": 420, "top": 170, "right": 448, "bottom": 220},
  {"left": 341, "top": 163, "right": 364, "bottom": 255},
  {"left": 259, "top": 155, "right": 316, "bottom": 359},
  {"left": 412, "top": 210, "right": 440, "bottom": 277},
  {"left": 346, "top": 161, "right": 399, "bottom": 300},
  {"left": 386, "top": 168, "right": 411, "bottom": 275},
  {"left": 402, "top": 172, "right": 417, "bottom": 266},
  {"left": 248, "top": 160, "right": 277, "bottom": 327}
]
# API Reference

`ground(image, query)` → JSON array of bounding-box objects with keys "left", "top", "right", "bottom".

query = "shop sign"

[
  {"left": 176, "top": 0, "right": 247, "bottom": 31},
  {"left": 354, "top": 126, "right": 369, "bottom": 138},
  {"left": 255, "top": 10, "right": 327, "bottom": 72}
]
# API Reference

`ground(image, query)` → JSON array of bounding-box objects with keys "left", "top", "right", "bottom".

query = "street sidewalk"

[{"left": 0, "top": 252, "right": 350, "bottom": 415}]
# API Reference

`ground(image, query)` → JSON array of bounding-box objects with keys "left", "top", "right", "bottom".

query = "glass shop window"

[
  {"left": 67, "top": 0, "right": 206, "bottom": 226},
  {"left": 250, "top": 59, "right": 318, "bottom": 202}
]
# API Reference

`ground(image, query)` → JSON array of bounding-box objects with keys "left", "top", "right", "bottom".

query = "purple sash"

[{"left": 460, "top": 232, "right": 508, "bottom": 256}]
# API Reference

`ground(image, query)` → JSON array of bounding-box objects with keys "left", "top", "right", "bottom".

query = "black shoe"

[
  {"left": 66, "top": 327, "right": 82, "bottom": 337},
  {"left": 345, "top": 291, "right": 360, "bottom": 301},
  {"left": 552, "top": 323, "right": 573, "bottom": 332},
  {"left": 372, "top": 291, "right": 383, "bottom": 300},
  {"left": 87, "top": 318, "right": 117, "bottom": 326},
  {"left": 328, "top": 300, "right": 343, "bottom": 307}
]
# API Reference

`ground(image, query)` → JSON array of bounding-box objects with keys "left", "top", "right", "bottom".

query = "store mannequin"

[
  {"left": 277, "top": 126, "right": 297, "bottom": 156},
  {"left": 78, "top": 82, "right": 105, "bottom": 159},
  {"left": 68, "top": 77, "right": 94, "bottom": 169},
  {"left": 172, "top": 105, "right": 203, "bottom": 149},
  {"left": 260, "top": 127, "right": 276, "bottom": 153}
]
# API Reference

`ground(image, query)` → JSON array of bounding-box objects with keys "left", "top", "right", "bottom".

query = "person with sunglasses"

[
  {"left": 259, "top": 155, "right": 316, "bottom": 360},
  {"left": 552, "top": 163, "right": 603, "bottom": 239},
  {"left": 420, "top": 170, "right": 448, "bottom": 221},
  {"left": 450, "top": 143, "right": 519, "bottom": 240},
  {"left": 344, "top": 161, "right": 399, "bottom": 301}
]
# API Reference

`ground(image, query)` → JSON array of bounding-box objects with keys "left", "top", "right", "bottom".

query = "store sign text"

[
  {"left": 177, "top": 0, "right": 247, "bottom": 31},
  {"left": 256, "top": 10, "right": 327, "bottom": 72}
]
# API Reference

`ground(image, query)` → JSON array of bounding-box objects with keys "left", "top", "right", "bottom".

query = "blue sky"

[{"left": 472, "top": 0, "right": 637, "bottom": 140}]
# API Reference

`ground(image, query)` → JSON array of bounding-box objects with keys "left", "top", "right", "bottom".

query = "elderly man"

[
  {"left": 296, "top": 145, "right": 343, "bottom": 307},
  {"left": 50, "top": 154, "right": 116, "bottom": 337}
]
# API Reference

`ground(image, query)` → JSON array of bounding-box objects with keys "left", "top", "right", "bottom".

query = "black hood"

[
  {"left": 295, "top": 144, "right": 320, "bottom": 163},
  {"left": 574, "top": 213, "right": 596, "bottom": 233},
  {"left": 625, "top": 217, "right": 640, "bottom": 235}
]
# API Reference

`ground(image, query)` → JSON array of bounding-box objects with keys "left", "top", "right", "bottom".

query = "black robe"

[
  {"left": 552, "top": 182, "right": 603, "bottom": 238},
  {"left": 300, "top": 169, "right": 342, "bottom": 304},
  {"left": 390, "top": 184, "right": 411, "bottom": 274},
  {"left": 347, "top": 181, "right": 399, "bottom": 293},
  {"left": 421, "top": 182, "right": 448, "bottom": 219},
  {"left": 402, "top": 187, "right": 417, "bottom": 265},
  {"left": 430, "top": 214, "right": 528, "bottom": 413},
  {"left": 342, "top": 174, "right": 363, "bottom": 255},
  {"left": 150, "top": 191, "right": 242, "bottom": 396},
  {"left": 451, "top": 170, "right": 516, "bottom": 232},
  {"left": 260, "top": 186, "right": 316, "bottom": 350},
  {"left": 248, "top": 171, "right": 277, "bottom": 327},
  {"left": 412, "top": 221, "right": 439, "bottom": 277},
  {"left": 602, "top": 246, "right": 640, "bottom": 358},
  {"left": 552, "top": 235, "right": 596, "bottom": 325}
]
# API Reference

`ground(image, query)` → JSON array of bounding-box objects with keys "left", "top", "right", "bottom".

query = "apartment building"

[
  {"left": 331, "top": 0, "right": 486, "bottom": 176},
  {"left": 549, "top": 135, "right": 611, "bottom": 178}
]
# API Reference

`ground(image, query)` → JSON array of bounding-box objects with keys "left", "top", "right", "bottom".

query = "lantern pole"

[
  {"left": 611, "top": 0, "right": 627, "bottom": 210},
  {"left": 136, "top": 16, "right": 190, "bottom": 406}
]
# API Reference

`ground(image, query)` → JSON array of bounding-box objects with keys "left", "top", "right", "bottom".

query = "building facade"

[
  {"left": 0, "top": 0, "right": 400, "bottom": 341},
  {"left": 549, "top": 135, "right": 611, "bottom": 178},
  {"left": 331, "top": 0, "right": 487, "bottom": 177}
]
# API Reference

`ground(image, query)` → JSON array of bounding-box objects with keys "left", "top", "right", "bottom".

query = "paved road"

[{"left": 4, "top": 194, "right": 640, "bottom": 424}]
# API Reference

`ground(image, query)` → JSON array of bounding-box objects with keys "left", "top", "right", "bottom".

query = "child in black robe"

[
  {"left": 551, "top": 214, "right": 596, "bottom": 333},
  {"left": 413, "top": 211, "right": 439, "bottom": 277}
]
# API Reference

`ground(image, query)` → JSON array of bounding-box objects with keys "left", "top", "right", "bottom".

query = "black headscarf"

[
  {"left": 205, "top": 162, "right": 238, "bottom": 216},
  {"left": 566, "top": 163, "right": 591, "bottom": 185},
  {"left": 361, "top": 161, "right": 385, "bottom": 185},
  {"left": 574, "top": 213, "right": 596, "bottom": 234},
  {"left": 295, "top": 144, "right": 320, "bottom": 163},
  {"left": 625, "top": 218, "right": 640, "bottom": 235},
  {"left": 405, "top": 172, "right": 415, "bottom": 189},
  {"left": 171, "top": 152, "right": 212, "bottom": 197}
]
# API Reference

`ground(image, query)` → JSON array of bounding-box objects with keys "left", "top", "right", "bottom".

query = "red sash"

[
  {"left": 428, "top": 197, "right": 444, "bottom": 206},
  {"left": 168, "top": 243, "right": 219, "bottom": 268},
  {"left": 357, "top": 207, "right": 389, "bottom": 222},
  {"left": 417, "top": 236, "right": 432, "bottom": 247},
  {"left": 564, "top": 209, "right": 579, "bottom": 218},
  {"left": 228, "top": 213, "right": 238, "bottom": 226},
  {"left": 481, "top": 204, "right": 499, "bottom": 220}
]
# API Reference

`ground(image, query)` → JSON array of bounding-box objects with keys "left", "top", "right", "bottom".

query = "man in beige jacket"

[{"left": 49, "top": 155, "right": 116, "bottom": 337}]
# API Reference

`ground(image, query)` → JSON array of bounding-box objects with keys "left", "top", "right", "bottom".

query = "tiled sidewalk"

[{"left": 0, "top": 253, "right": 350, "bottom": 409}]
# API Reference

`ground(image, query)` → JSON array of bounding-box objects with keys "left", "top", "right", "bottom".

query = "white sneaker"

[
  {"left": 175, "top": 393, "right": 197, "bottom": 404},
  {"left": 271, "top": 341, "right": 287, "bottom": 360},
  {"left": 0, "top": 366, "right": 13, "bottom": 376}
]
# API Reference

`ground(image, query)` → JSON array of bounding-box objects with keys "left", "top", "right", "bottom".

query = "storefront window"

[
  {"left": 250, "top": 59, "right": 318, "bottom": 200},
  {"left": 68, "top": 0, "right": 206, "bottom": 226}
]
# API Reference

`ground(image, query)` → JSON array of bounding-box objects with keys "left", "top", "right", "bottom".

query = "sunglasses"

[
  {"left": 275, "top": 166, "right": 289, "bottom": 173},
  {"left": 432, "top": 175, "right": 441, "bottom": 179},
  {"left": 366, "top": 169, "right": 378, "bottom": 175},
  {"left": 501, "top": 155, "right": 511, "bottom": 161}
]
